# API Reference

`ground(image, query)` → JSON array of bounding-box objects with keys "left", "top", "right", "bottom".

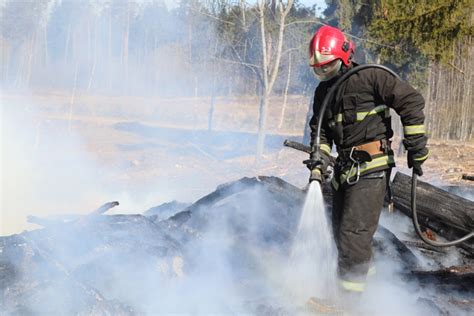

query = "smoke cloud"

[
  {"left": 1, "top": 2, "right": 469, "bottom": 315},
  {"left": 1, "top": 104, "right": 109, "bottom": 235}
]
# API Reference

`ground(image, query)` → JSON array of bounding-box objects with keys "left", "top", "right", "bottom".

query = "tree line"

[
  {"left": 1, "top": 0, "right": 472, "bottom": 143},
  {"left": 0, "top": 0, "right": 315, "bottom": 97}
]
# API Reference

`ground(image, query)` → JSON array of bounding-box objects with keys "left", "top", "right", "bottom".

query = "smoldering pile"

[{"left": 1, "top": 176, "right": 473, "bottom": 315}]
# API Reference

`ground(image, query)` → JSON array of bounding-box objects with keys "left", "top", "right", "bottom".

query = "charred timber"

[
  {"left": 462, "top": 173, "right": 474, "bottom": 181},
  {"left": 89, "top": 201, "right": 120, "bottom": 216},
  {"left": 391, "top": 172, "right": 474, "bottom": 255},
  {"left": 409, "top": 265, "right": 474, "bottom": 293}
]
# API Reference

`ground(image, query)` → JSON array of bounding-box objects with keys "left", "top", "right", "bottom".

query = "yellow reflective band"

[
  {"left": 340, "top": 280, "right": 365, "bottom": 292},
  {"left": 320, "top": 143, "right": 331, "bottom": 154},
  {"left": 356, "top": 112, "right": 368, "bottom": 121},
  {"left": 414, "top": 150, "right": 430, "bottom": 161},
  {"left": 340, "top": 155, "right": 395, "bottom": 184},
  {"left": 312, "top": 168, "right": 321, "bottom": 175},
  {"left": 404, "top": 124, "right": 425, "bottom": 135},
  {"left": 331, "top": 176, "right": 339, "bottom": 190},
  {"left": 356, "top": 105, "right": 390, "bottom": 122},
  {"left": 335, "top": 113, "right": 343, "bottom": 123},
  {"left": 368, "top": 266, "right": 376, "bottom": 276}
]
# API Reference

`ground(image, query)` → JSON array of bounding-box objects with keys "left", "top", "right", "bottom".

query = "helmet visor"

[{"left": 312, "top": 59, "right": 342, "bottom": 81}]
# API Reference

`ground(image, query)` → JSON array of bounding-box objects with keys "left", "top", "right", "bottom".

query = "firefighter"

[{"left": 306, "top": 26, "right": 429, "bottom": 295}]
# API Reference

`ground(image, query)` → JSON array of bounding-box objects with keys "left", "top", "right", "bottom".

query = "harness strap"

[{"left": 332, "top": 154, "right": 395, "bottom": 190}]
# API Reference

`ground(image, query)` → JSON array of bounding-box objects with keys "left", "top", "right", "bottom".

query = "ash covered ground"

[{"left": 1, "top": 176, "right": 473, "bottom": 315}]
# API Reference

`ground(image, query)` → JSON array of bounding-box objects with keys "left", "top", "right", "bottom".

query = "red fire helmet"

[{"left": 309, "top": 25, "right": 354, "bottom": 81}]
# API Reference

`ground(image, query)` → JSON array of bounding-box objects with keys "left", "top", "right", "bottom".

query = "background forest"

[{"left": 1, "top": 0, "right": 473, "bottom": 144}]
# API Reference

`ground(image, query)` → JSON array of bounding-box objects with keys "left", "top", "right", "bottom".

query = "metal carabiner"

[
  {"left": 346, "top": 162, "right": 360, "bottom": 185},
  {"left": 346, "top": 147, "right": 361, "bottom": 185}
]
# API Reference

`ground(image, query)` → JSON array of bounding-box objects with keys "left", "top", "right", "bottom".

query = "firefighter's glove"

[
  {"left": 407, "top": 147, "right": 429, "bottom": 176},
  {"left": 303, "top": 151, "right": 333, "bottom": 181}
]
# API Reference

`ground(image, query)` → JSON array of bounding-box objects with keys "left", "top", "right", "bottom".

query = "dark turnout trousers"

[{"left": 331, "top": 170, "right": 388, "bottom": 292}]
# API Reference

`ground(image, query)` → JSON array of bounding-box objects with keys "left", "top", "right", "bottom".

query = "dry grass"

[{"left": 2, "top": 91, "right": 473, "bottom": 203}]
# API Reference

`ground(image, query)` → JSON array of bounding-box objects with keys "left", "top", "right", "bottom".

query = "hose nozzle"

[
  {"left": 309, "top": 169, "right": 323, "bottom": 183},
  {"left": 304, "top": 150, "right": 326, "bottom": 183}
]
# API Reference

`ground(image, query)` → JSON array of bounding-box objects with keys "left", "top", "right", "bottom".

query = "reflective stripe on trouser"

[
  {"left": 368, "top": 265, "right": 376, "bottom": 276},
  {"left": 414, "top": 149, "right": 430, "bottom": 161},
  {"left": 339, "top": 266, "right": 375, "bottom": 292},
  {"left": 331, "top": 154, "right": 395, "bottom": 190},
  {"left": 340, "top": 279, "right": 365, "bottom": 292},
  {"left": 332, "top": 171, "right": 387, "bottom": 292}
]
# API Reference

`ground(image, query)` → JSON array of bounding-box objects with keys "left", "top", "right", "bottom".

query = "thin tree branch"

[
  {"left": 187, "top": 6, "right": 235, "bottom": 26},
  {"left": 285, "top": 19, "right": 327, "bottom": 27},
  {"left": 212, "top": 56, "right": 263, "bottom": 85},
  {"left": 344, "top": 33, "right": 396, "bottom": 49},
  {"left": 281, "top": 47, "right": 300, "bottom": 56},
  {"left": 213, "top": 56, "right": 260, "bottom": 70},
  {"left": 268, "top": 0, "right": 294, "bottom": 91},
  {"left": 447, "top": 62, "right": 465, "bottom": 74}
]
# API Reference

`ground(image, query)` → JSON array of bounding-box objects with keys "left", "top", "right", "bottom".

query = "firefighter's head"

[{"left": 309, "top": 25, "right": 354, "bottom": 81}]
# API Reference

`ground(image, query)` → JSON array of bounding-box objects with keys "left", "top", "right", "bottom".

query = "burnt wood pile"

[
  {"left": 392, "top": 172, "right": 474, "bottom": 256},
  {"left": 1, "top": 175, "right": 473, "bottom": 315}
]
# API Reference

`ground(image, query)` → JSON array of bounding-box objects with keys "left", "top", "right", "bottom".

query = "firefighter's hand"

[
  {"left": 303, "top": 158, "right": 321, "bottom": 171},
  {"left": 304, "top": 151, "right": 330, "bottom": 171},
  {"left": 408, "top": 147, "right": 429, "bottom": 176}
]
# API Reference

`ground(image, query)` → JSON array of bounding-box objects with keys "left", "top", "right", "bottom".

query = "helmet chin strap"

[
  {"left": 328, "top": 61, "right": 352, "bottom": 82},
  {"left": 341, "top": 61, "right": 353, "bottom": 73}
]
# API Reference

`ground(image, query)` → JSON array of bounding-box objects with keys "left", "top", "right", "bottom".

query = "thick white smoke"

[{"left": 1, "top": 104, "right": 111, "bottom": 235}]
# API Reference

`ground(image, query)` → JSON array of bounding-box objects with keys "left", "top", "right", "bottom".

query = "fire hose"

[
  {"left": 411, "top": 174, "right": 474, "bottom": 246},
  {"left": 288, "top": 63, "right": 474, "bottom": 247}
]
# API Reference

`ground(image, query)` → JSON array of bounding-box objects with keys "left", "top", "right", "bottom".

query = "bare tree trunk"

[
  {"left": 256, "top": 0, "right": 294, "bottom": 160},
  {"left": 240, "top": 0, "right": 246, "bottom": 27},
  {"left": 257, "top": 93, "right": 269, "bottom": 158},
  {"left": 108, "top": 9, "right": 113, "bottom": 91},
  {"left": 64, "top": 22, "right": 71, "bottom": 64},
  {"left": 43, "top": 25, "right": 49, "bottom": 68},
  {"left": 208, "top": 67, "right": 216, "bottom": 131},
  {"left": 459, "top": 38, "right": 472, "bottom": 141},
  {"left": 256, "top": 0, "right": 270, "bottom": 160},
  {"left": 434, "top": 63, "right": 442, "bottom": 139},
  {"left": 424, "top": 38, "right": 473, "bottom": 142},
  {"left": 208, "top": 90, "right": 216, "bottom": 132},
  {"left": 122, "top": 6, "right": 130, "bottom": 92},
  {"left": 68, "top": 62, "right": 79, "bottom": 133},
  {"left": 278, "top": 51, "right": 292, "bottom": 129},
  {"left": 87, "top": 58, "right": 97, "bottom": 92},
  {"left": 193, "top": 76, "right": 198, "bottom": 131},
  {"left": 208, "top": 39, "right": 220, "bottom": 131},
  {"left": 25, "top": 31, "right": 37, "bottom": 88},
  {"left": 87, "top": 16, "right": 91, "bottom": 61},
  {"left": 13, "top": 43, "right": 24, "bottom": 88},
  {"left": 87, "top": 18, "right": 98, "bottom": 92},
  {"left": 240, "top": 0, "right": 248, "bottom": 94},
  {"left": 188, "top": 0, "right": 194, "bottom": 90},
  {"left": 425, "top": 63, "right": 433, "bottom": 137},
  {"left": 2, "top": 42, "right": 11, "bottom": 83}
]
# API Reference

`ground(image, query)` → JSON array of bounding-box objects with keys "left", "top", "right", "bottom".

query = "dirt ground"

[{"left": 3, "top": 91, "right": 474, "bottom": 206}]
